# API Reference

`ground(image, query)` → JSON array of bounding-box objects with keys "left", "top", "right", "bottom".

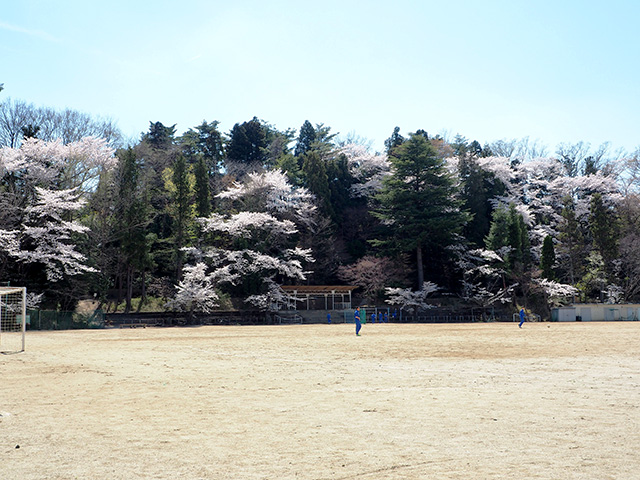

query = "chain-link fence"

[{"left": 26, "top": 310, "right": 105, "bottom": 330}]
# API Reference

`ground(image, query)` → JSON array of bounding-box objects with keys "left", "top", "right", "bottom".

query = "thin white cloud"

[{"left": 0, "top": 20, "right": 60, "bottom": 43}]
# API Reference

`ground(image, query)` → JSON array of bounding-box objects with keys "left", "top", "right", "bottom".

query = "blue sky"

[{"left": 2, "top": 0, "right": 639, "bottom": 154}]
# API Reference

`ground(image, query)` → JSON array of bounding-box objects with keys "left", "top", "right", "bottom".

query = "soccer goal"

[{"left": 0, "top": 287, "right": 27, "bottom": 353}]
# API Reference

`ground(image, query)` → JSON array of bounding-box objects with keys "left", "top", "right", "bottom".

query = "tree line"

[{"left": 1, "top": 95, "right": 639, "bottom": 317}]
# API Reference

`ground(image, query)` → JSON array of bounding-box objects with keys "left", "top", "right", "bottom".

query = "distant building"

[{"left": 552, "top": 304, "right": 640, "bottom": 322}]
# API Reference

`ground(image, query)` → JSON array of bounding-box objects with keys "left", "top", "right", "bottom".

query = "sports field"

[{"left": 1, "top": 322, "right": 639, "bottom": 479}]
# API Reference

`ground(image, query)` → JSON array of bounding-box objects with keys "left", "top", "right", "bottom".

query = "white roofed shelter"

[{"left": 279, "top": 285, "right": 358, "bottom": 311}]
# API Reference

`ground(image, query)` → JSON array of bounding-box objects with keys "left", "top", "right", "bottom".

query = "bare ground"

[{"left": 1, "top": 322, "right": 639, "bottom": 479}]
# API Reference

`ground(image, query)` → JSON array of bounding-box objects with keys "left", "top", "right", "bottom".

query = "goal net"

[{"left": 0, "top": 287, "right": 26, "bottom": 353}]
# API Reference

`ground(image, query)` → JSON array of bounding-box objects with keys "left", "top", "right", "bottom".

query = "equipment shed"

[{"left": 279, "top": 285, "right": 358, "bottom": 311}]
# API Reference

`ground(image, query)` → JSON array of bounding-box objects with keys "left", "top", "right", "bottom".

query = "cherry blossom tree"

[
  {"left": 338, "top": 144, "right": 390, "bottom": 198},
  {"left": 534, "top": 278, "right": 579, "bottom": 307},
  {"left": 384, "top": 282, "right": 440, "bottom": 314},
  {"left": 12, "top": 187, "right": 96, "bottom": 282},
  {"left": 457, "top": 248, "right": 517, "bottom": 310},
  {"left": 0, "top": 137, "right": 116, "bottom": 301},
  {"left": 467, "top": 154, "right": 624, "bottom": 301},
  {"left": 173, "top": 169, "right": 316, "bottom": 310},
  {"left": 165, "top": 262, "right": 219, "bottom": 315},
  {"left": 337, "top": 255, "right": 406, "bottom": 301}
]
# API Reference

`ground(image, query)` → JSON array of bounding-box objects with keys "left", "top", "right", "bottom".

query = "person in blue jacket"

[
  {"left": 371, "top": 313, "right": 376, "bottom": 323},
  {"left": 354, "top": 307, "right": 362, "bottom": 336},
  {"left": 519, "top": 308, "right": 526, "bottom": 328}
]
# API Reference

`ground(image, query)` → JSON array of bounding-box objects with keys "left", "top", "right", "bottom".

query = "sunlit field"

[{"left": 2, "top": 322, "right": 639, "bottom": 479}]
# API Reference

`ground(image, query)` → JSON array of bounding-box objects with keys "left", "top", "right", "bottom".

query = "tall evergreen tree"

[
  {"left": 458, "top": 155, "right": 505, "bottom": 247},
  {"left": 301, "top": 150, "right": 334, "bottom": 219},
  {"left": 485, "top": 203, "right": 530, "bottom": 269},
  {"left": 164, "top": 155, "right": 194, "bottom": 279},
  {"left": 295, "top": 120, "right": 316, "bottom": 157},
  {"left": 178, "top": 120, "right": 225, "bottom": 174},
  {"left": 194, "top": 156, "right": 211, "bottom": 217},
  {"left": 144, "top": 121, "right": 176, "bottom": 150},
  {"left": 226, "top": 117, "right": 267, "bottom": 165},
  {"left": 274, "top": 152, "right": 303, "bottom": 186},
  {"left": 589, "top": 193, "right": 619, "bottom": 273},
  {"left": 557, "top": 195, "right": 584, "bottom": 284},
  {"left": 325, "top": 153, "right": 353, "bottom": 224},
  {"left": 373, "top": 133, "right": 469, "bottom": 289},
  {"left": 540, "top": 235, "right": 556, "bottom": 280},
  {"left": 116, "top": 148, "right": 150, "bottom": 313},
  {"left": 384, "top": 126, "right": 404, "bottom": 154}
]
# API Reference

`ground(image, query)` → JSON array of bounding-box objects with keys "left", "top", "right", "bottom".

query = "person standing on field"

[
  {"left": 519, "top": 308, "right": 526, "bottom": 328},
  {"left": 354, "top": 307, "right": 362, "bottom": 336}
]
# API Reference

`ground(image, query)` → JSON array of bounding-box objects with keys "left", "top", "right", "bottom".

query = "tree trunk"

[
  {"left": 136, "top": 268, "right": 146, "bottom": 313},
  {"left": 416, "top": 244, "right": 424, "bottom": 290},
  {"left": 125, "top": 265, "right": 133, "bottom": 314}
]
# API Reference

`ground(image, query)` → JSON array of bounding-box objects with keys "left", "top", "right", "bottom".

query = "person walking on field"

[
  {"left": 354, "top": 307, "right": 362, "bottom": 336},
  {"left": 519, "top": 308, "right": 526, "bottom": 328}
]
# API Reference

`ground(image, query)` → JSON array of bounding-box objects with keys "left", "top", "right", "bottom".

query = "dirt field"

[{"left": 1, "top": 322, "right": 639, "bottom": 479}]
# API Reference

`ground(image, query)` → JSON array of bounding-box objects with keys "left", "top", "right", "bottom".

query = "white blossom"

[
  {"left": 166, "top": 262, "right": 219, "bottom": 313},
  {"left": 216, "top": 169, "right": 316, "bottom": 226},
  {"left": 340, "top": 144, "right": 390, "bottom": 197},
  {"left": 535, "top": 279, "right": 579, "bottom": 306},
  {"left": 0, "top": 229, "right": 20, "bottom": 255},
  {"left": 26, "top": 292, "right": 44, "bottom": 309},
  {"left": 384, "top": 283, "right": 440, "bottom": 313},
  {"left": 9, "top": 186, "right": 95, "bottom": 282},
  {"left": 199, "top": 211, "right": 297, "bottom": 238}
]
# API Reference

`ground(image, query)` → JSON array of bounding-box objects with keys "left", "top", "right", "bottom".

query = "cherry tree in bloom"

[
  {"left": 338, "top": 144, "right": 390, "bottom": 197},
  {"left": 12, "top": 187, "right": 96, "bottom": 282},
  {"left": 217, "top": 169, "right": 316, "bottom": 227},
  {"left": 534, "top": 278, "right": 579, "bottom": 307},
  {"left": 174, "top": 169, "right": 316, "bottom": 310},
  {"left": 384, "top": 282, "right": 440, "bottom": 314},
  {"left": 337, "top": 255, "right": 406, "bottom": 301},
  {"left": 165, "top": 262, "right": 219, "bottom": 314},
  {"left": 0, "top": 136, "right": 116, "bottom": 194},
  {"left": 473, "top": 155, "right": 621, "bottom": 270},
  {"left": 0, "top": 137, "right": 116, "bottom": 285},
  {"left": 456, "top": 247, "right": 517, "bottom": 308}
]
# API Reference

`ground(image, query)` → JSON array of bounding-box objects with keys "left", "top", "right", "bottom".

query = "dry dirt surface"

[{"left": 1, "top": 322, "right": 639, "bottom": 479}]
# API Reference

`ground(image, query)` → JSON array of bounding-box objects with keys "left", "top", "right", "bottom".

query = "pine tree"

[{"left": 373, "top": 133, "right": 469, "bottom": 289}]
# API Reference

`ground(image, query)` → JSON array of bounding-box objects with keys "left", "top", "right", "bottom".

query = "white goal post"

[{"left": 0, "top": 287, "right": 27, "bottom": 353}]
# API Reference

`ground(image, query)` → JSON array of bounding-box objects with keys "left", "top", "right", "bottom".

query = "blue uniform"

[
  {"left": 519, "top": 309, "right": 525, "bottom": 328},
  {"left": 354, "top": 309, "right": 362, "bottom": 335}
]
